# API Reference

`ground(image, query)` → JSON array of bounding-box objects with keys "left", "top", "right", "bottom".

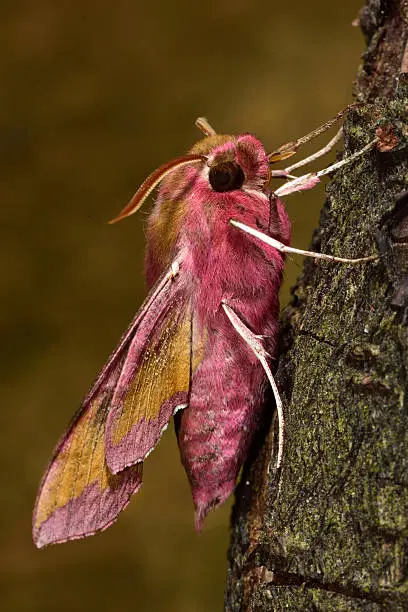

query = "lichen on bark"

[{"left": 225, "top": 1, "right": 408, "bottom": 610}]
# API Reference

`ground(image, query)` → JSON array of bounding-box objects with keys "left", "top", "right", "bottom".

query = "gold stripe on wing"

[{"left": 111, "top": 301, "right": 192, "bottom": 447}]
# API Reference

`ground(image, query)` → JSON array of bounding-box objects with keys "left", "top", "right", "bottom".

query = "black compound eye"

[{"left": 208, "top": 161, "right": 245, "bottom": 193}]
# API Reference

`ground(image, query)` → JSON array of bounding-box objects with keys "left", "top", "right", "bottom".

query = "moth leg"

[
  {"left": 268, "top": 193, "right": 286, "bottom": 239},
  {"left": 230, "top": 219, "right": 378, "bottom": 264},
  {"left": 284, "top": 127, "right": 343, "bottom": 173},
  {"left": 268, "top": 104, "right": 359, "bottom": 163},
  {"left": 269, "top": 128, "right": 343, "bottom": 182},
  {"left": 274, "top": 138, "right": 378, "bottom": 198},
  {"left": 269, "top": 193, "right": 278, "bottom": 236},
  {"left": 221, "top": 302, "right": 285, "bottom": 471},
  {"left": 269, "top": 169, "right": 298, "bottom": 179}
]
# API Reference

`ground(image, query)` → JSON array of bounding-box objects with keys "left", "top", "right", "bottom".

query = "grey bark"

[{"left": 225, "top": 1, "right": 408, "bottom": 610}]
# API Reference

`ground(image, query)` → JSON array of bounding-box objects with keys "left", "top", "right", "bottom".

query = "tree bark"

[{"left": 225, "top": 1, "right": 408, "bottom": 610}]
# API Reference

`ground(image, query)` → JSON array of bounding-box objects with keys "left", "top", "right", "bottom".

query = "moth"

[{"left": 32, "top": 111, "right": 376, "bottom": 548}]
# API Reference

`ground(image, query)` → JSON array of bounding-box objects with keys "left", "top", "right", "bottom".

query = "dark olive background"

[{"left": 1, "top": 2, "right": 363, "bottom": 610}]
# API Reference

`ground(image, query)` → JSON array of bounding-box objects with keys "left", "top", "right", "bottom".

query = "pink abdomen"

[{"left": 177, "top": 295, "right": 279, "bottom": 529}]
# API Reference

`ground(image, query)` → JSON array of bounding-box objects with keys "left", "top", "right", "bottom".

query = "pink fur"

[{"left": 147, "top": 135, "right": 291, "bottom": 526}]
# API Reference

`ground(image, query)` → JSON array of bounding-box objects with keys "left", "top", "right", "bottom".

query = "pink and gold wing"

[
  {"left": 32, "top": 361, "right": 143, "bottom": 548},
  {"left": 33, "top": 259, "right": 191, "bottom": 547},
  {"left": 105, "top": 285, "right": 192, "bottom": 473}
]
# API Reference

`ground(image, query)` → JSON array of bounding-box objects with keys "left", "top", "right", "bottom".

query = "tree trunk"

[{"left": 225, "top": 1, "right": 408, "bottom": 610}]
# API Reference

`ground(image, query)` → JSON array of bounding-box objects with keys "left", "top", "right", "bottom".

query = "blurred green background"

[{"left": 1, "top": 1, "right": 364, "bottom": 610}]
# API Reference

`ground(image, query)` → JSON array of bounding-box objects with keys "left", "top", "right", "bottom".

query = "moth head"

[
  {"left": 109, "top": 117, "right": 269, "bottom": 224},
  {"left": 191, "top": 119, "right": 269, "bottom": 194}
]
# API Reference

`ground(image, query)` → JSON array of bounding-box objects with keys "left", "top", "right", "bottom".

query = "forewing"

[
  {"left": 33, "top": 260, "right": 186, "bottom": 548},
  {"left": 33, "top": 370, "right": 142, "bottom": 548},
  {"left": 105, "top": 292, "right": 192, "bottom": 473}
]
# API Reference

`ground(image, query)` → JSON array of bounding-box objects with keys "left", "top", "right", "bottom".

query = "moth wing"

[
  {"left": 33, "top": 260, "right": 186, "bottom": 548},
  {"left": 105, "top": 268, "right": 192, "bottom": 473},
  {"left": 32, "top": 360, "right": 143, "bottom": 549}
]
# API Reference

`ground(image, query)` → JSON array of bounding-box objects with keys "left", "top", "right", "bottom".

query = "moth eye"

[{"left": 208, "top": 161, "right": 245, "bottom": 193}]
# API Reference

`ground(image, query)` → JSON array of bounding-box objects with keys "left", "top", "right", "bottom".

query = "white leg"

[
  {"left": 230, "top": 219, "right": 377, "bottom": 264},
  {"left": 274, "top": 173, "right": 321, "bottom": 197},
  {"left": 274, "top": 138, "right": 378, "bottom": 198},
  {"left": 284, "top": 127, "right": 343, "bottom": 173},
  {"left": 222, "top": 302, "right": 285, "bottom": 471},
  {"left": 315, "top": 138, "right": 378, "bottom": 178},
  {"left": 270, "top": 169, "right": 298, "bottom": 180},
  {"left": 268, "top": 104, "right": 359, "bottom": 163},
  {"left": 269, "top": 129, "right": 343, "bottom": 180}
]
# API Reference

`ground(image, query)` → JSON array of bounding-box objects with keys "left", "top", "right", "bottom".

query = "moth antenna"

[
  {"left": 195, "top": 117, "right": 217, "bottom": 136},
  {"left": 109, "top": 154, "right": 205, "bottom": 224},
  {"left": 268, "top": 103, "right": 361, "bottom": 163}
]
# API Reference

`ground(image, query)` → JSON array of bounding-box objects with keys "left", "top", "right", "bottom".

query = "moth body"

[
  {"left": 146, "top": 134, "right": 290, "bottom": 526},
  {"left": 33, "top": 128, "right": 291, "bottom": 546}
]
